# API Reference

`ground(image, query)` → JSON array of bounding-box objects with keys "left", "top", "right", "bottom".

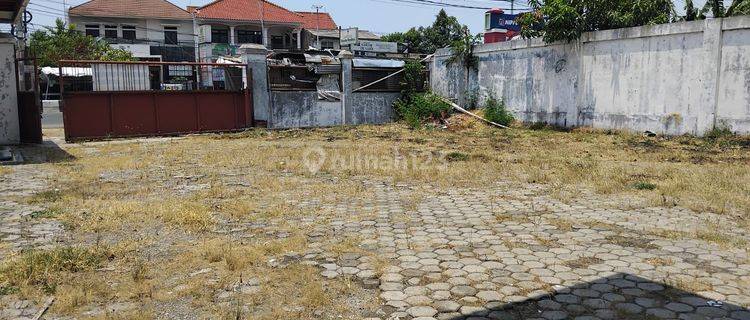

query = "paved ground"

[
  {"left": 272, "top": 182, "right": 750, "bottom": 320},
  {"left": 1, "top": 132, "right": 749, "bottom": 319}
]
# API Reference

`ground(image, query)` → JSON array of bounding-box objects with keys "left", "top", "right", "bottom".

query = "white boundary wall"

[
  {"left": 0, "top": 37, "right": 19, "bottom": 145},
  {"left": 431, "top": 17, "right": 750, "bottom": 135}
]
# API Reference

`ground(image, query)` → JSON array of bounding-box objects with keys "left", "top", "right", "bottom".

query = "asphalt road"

[{"left": 42, "top": 105, "right": 64, "bottom": 129}]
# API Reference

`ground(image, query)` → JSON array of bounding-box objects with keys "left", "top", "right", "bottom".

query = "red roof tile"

[
  {"left": 296, "top": 11, "right": 337, "bottom": 30},
  {"left": 196, "top": 0, "right": 303, "bottom": 24},
  {"left": 69, "top": 0, "right": 191, "bottom": 20}
]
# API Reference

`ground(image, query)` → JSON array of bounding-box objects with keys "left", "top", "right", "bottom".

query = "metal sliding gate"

[{"left": 59, "top": 60, "right": 253, "bottom": 142}]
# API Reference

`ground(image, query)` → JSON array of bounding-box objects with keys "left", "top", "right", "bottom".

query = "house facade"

[
  {"left": 303, "top": 29, "right": 382, "bottom": 50},
  {"left": 68, "top": 0, "right": 195, "bottom": 62},
  {"left": 193, "top": 0, "right": 308, "bottom": 62}
]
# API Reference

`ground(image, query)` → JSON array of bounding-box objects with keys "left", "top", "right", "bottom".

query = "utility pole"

[
  {"left": 312, "top": 4, "right": 323, "bottom": 49},
  {"left": 63, "top": 0, "right": 68, "bottom": 24},
  {"left": 259, "top": 0, "right": 266, "bottom": 47}
]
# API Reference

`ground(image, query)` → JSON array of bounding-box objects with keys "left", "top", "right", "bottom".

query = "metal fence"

[
  {"left": 58, "top": 60, "right": 247, "bottom": 93},
  {"left": 58, "top": 60, "right": 252, "bottom": 142}
]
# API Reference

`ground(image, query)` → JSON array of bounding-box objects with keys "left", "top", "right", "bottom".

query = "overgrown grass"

[
  {"left": 483, "top": 94, "right": 515, "bottom": 127},
  {"left": 394, "top": 92, "right": 453, "bottom": 129},
  {"left": 0, "top": 246, "right": 110, "bottom": 294}
]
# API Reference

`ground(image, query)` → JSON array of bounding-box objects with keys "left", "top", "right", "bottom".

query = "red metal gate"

[{"left": 59, "top": 60, "right": 253, "bottom": 142}]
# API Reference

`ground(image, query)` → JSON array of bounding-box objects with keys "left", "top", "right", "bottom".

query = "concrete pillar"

[
  {"left": 262, "top": 26, "right": 269, "bottom": 48},
  {"left": 229, "top": 26, "right": 236, "bottom": 45},
  {"left": 338, "top": 50, "right": 353, "bottom": 125},
  {"left": 701, "top": 18, "right": 724, "bottom": 133},
  {"left": 296, "top": 29, "right": 302, "bottom": 49},
  {"left": 241, "top": 43, "right": 270, "bottom": 126},
  {"left": 0, "top": 37, "right": 19, "bottom": 145}
]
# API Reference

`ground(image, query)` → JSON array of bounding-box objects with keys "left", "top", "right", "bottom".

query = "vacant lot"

[{"left": 1, "top": 123, "right": 749, "bottom": 320}]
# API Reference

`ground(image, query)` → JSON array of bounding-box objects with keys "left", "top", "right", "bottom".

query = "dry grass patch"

[
  {"left": 0, "top": 246, "right": 110, "bottom": 295},
  {"left": 564, "top": 256, "right": 604, "bottom": 269},
  {"left": 645, "top": 257, "right": 674, "bottom": 267},
  {"left": 605, "top": 234, "right": 659, "bottom": 250},
  {"left": 649, "top": 226, "right": 748, "bottom": 249},
  {"left": 663, "top": 275, "right": 713, "bottom": 293},
  {"left": 547, "top": 218, "right": 574, "bottom": 232},
  {"left": 242, "top": 264, "right": 376, "bottom": 320},
  {"left": 63, "top": 197, "right": 214, "bottom": 233}
]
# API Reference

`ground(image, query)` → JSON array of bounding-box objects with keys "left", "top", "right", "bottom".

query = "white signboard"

[
  {"left": 351, "top": 40, "right": 398, "bottom": 53},
  {"left": 340, "top": 27, "right": 359, "bottom": 46}
]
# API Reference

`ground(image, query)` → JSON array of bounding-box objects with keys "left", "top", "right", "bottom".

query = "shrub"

[
  {"left": 445, "top": 152, "right": 470, "bottom": 162},
  {"left": 633, "top": 182, "right": 657, "bottom": 190},
  {"left": 483, "top": 94, "right": 515, "bottom": 127},
  {"left": 395, "top": 92, "right": 453, "bottom": 129},
  {"left": 465, "top": 88, "right": 480, "bottom": 110}
]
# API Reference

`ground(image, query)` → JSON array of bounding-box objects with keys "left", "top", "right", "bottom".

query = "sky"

[{"left": 9, "top": 0, "right": 736, "bottom": 36}]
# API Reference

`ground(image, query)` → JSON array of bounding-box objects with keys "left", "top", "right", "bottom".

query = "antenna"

[{"left": 312, "top": 4, "right": 323, "bottom": 49}]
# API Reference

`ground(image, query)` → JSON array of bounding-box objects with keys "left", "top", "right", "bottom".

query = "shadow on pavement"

[
  {"left": 15, "top": 140, "right": 75, "bottom": 165},
  {"left": 447, "top": 273, "right": 749, "bottom": 320}
]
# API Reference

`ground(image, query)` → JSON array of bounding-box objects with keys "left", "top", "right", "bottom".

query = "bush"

[
  {"left": 483, "top": 94, "right": 515, "bottom": 127},
  {"left": 395, "top": 92, "right": 453, "bottom": 129}
]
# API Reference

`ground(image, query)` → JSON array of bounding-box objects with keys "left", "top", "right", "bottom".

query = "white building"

[{"left": 68, "top": 0, "right": 195, "bottom": 62}]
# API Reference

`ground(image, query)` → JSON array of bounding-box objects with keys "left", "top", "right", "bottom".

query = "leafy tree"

[
  {"left": 29, "top": 19, "right": 133, "bottom": 67},
  {"left": 685, "top": 0, "right": 698, "bottom": 21},
  {"left": 517, "top": 0, "right": 675, "bottom": 43},
  {"left": 381, "top": 9, "right": 469, "bottom": 54},
  {"left": 727, "top": 0, "right": 750, "bottom": 15},
  {"left": 699, "top": 0, "right": 726, "bottom": 18}
]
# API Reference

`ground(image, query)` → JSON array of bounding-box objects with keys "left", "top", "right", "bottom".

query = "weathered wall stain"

[
  {"left": 0, "top": 39, "right": 20, "bottom": 145},
  {"left": 431, "top": 17, "right": 750, "bottom": 136}
]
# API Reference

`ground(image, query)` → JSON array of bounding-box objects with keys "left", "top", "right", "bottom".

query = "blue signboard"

[{"left": 489, "top": 13, "right": 521, "bottom": 32}]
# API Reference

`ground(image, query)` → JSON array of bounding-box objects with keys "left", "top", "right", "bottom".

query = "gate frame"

[
  {"left": 59, "top": 60, "right": 254, "bottom": 142},
  {"left": 15, "top": 57, "right": 43, "bottom": 144}
]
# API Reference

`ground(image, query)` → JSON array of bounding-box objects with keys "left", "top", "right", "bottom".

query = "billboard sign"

[
  {"left": 351, "top": 40, "right": 398, "bottom": 53},
  {"left": 490, "top": 13, "right": 521, "bottom": 32},
  {"left": 340, "top": 27, "right": 359, "bottom": 46}
]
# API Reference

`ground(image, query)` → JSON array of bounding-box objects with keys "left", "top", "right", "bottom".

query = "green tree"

[
  {"left": 685, "top": 0, "right": 698, "bottom": 20},
  {"left": 381, "top": 9, "right": 469, "bottom": 54},
  {"left": 517, "top": 0, "right": 675, "bottom": 43},
  {"left": 29, "top": 19, "right": 133, "bottom": 67},
  {"left": 727, "top": 0, "right": 750, "bottom": 16},
  {"left": 699, "top": 0, "right": 726, "bottom": 17}
]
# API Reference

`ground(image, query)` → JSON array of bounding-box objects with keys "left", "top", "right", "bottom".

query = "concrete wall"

[
  {"left": 348, "top": 93, "right": 399, "bottom": 125},
  {"left": 268, "top": 92, "right": 399, "bottom": 129},
  {"left": 269, "top": 91, "right": 343, "bottom": 128},
  {"left": 0, "top": 38, "right": 19, "bottom": 145},
  {"left": 431, "top": 17, "right": 750, "bottom": 136}
]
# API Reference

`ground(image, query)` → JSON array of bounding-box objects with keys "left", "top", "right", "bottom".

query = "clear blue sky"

[{"left": 18, "top": 0, "right": 734, "bottom": 35}]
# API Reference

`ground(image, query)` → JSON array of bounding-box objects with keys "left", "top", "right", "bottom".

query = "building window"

[
  {"left": 85, "top": 24, "right": 100, "bottom": 37},
  {"left": 485, "top": 13, "right": 491, "bottom": 30},
  {"left": 321, "top": 40, "right": 335, "bottom": 49},
  {"left": 104, "top": 25, "right": 118, "bottom": 39},
  {"left": 122, "top": 25, "right": 136, "bottom": 40},
  {"left": 211, "top": 28, "right": 229, "bottom": 44},
  {"left": 237, "top": 29, "right": 261, "bottom": 44},
  {"left": 164, "top": 26, "right": 178, "bottom": 45}
]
